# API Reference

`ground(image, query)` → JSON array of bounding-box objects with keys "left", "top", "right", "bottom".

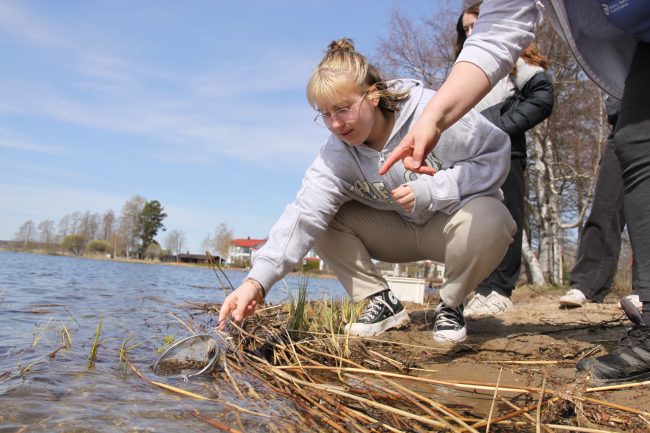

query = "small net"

[{"left": 152, "top": 334, "right": 222, "bottom": 378}]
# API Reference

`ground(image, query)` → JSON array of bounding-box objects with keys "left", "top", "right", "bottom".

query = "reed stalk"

[
  {"left": 287, "top": 275, "right": 308, "bottom": 339},
  {"left": 192, "top": 410, "right": 243, "bottom": 433},
  {"left": 19, "top": 354, "right": 46, "bottom": 376},
  {"left": 536, "top": 374, "right": 547, "bottom": 433},
  {"left": 86, "top": 317, "right": 104, "bottom": 369},
  {"left": 486, "top": 367, "right": 502, "bottom": 433},
  {"left": 118, "top": 333, "right": 143, "bottom": 373},
  {"left": 499, "top": 397, "right": 556, "bottom": 433},
  {"left": 60, "top": 321, "right": 72, "bottom": 347}
]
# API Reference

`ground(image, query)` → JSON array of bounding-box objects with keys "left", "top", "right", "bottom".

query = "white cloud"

[
  {"left": 0, "top": 183, "right": 125, "bottom": 218},
  {"left": 0, "top": 128, "right": 67, "bottom": 155},
  {"left": 188, "top": 50, "right": 315, "bottom": 98},
  {"left": 0, "top": 79, "right": 325, "bottom": 169},
  {"left": 0, "top": 2, "right": 67, "bottom": 48},
  {"left": 0, "top": 161, "right": 78, "bottom": 182}
]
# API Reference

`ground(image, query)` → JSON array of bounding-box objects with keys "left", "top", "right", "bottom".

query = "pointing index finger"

[{"left": 379, "top": 139, "right": 413, "bottom": 175}]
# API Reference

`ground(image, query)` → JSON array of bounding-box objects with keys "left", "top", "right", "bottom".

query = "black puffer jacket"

[{"left": 480, "top": 70, "right": 554, "bottom": 160}]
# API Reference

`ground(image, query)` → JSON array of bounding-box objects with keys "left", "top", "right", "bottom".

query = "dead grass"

[{"left": 172, "top": 298, "right": 650, "bottom": 433}]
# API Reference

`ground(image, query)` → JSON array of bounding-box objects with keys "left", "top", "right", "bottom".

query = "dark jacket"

[{"left": 480, "top": 70, "right": 554, "bottom": 160}]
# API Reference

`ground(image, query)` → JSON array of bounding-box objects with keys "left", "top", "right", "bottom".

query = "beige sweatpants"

[{"left": 314, "top": 196, "right": 516, "bottom": 307}]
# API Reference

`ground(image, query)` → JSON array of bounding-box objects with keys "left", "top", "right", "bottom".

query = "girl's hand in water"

[
  {"left": 392, "top": 184, "right": 416, "bottom": 213},
  {"left": 218, "top": 279, "right": 264, "bottom": 330}
]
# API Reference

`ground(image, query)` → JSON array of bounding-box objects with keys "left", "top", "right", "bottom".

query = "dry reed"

[{"left": 133, "top": 297, "right": 649, "bottom": 432}]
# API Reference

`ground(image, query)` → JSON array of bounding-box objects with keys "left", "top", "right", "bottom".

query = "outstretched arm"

[
  {"left": 379, "top": 62, "right": 492, "bottom": 175},
  {"left": 378, "top": 0, "right": 539, "bottom": 175}
]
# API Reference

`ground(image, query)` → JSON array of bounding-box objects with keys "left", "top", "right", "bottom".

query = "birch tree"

[
  {"left": 57, "top": 211, "right": 82, "bottom": 241},
  {"left": 375, "top": 5, "right": 458, "bottom": 89},
  {"left": 14, "top": 220, "right": 36, "bottom": 250},
  {"left": 213, "top": 222, "right": 234, "bottom": 262},
  {"left": 118, "top": 195, "right": 146, "bottom": 257},
  {"left": 38, "top": 220, "right": 56, "bottom": 250},
  {"left": 79, "top": 211, "right": 101, "bottom": 242},
  {"left": 164, "top": 230, "right": 186, "bottom": 256},
  {"left": 101, "top": 210, "right": 116, "bottom": 242}
]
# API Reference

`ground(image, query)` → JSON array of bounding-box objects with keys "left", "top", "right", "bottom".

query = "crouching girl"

[{"left": 219, "top": 38, "right": 515, "bottom": 344}]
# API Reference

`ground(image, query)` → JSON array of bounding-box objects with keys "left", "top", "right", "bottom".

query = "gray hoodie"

[
  {"left": 457, "top": 0, "right": 638, "bottom": 100},
  {"left": 248, "top": 79, "right": 511, "bottom": 293}
]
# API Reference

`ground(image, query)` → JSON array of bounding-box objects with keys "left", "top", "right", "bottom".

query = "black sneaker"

[
  {"left": 432, "top": 302, "right": 467, "bottom": 343},
  {"left": 344, "top": 289, "right": 409, "bottom": 336},
  {"left": 576, "top": 297, "right": 650, "bottom": 384}
]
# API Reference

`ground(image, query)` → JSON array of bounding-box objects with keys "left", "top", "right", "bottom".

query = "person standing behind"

[
  {"left": 559, "top": 97, "right": 643, "bottom": 311},
  {"left": 455, "top": 2, "right": 554, "bottom": 317}
]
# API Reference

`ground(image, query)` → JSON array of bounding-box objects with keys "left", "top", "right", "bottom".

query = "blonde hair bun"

[{"left": 327, "top": 38, "right": 355, "bottom": 54}]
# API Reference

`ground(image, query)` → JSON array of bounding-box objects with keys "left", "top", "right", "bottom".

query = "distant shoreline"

[{"left": 0, "top": 248, "right": 338, "bottom": 279}]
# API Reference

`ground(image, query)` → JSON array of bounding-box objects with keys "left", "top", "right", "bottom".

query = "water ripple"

[{"left": 0, "top": 251, "right": 346, "bottom": 431}]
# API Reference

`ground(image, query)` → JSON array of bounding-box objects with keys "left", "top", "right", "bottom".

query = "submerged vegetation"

[
  {"left": 87, "top": 317, "right": 113, "bottom": 369},
  {"left": 119, "top": 333, "right": 143, "bottom": 374},
  {"left": 156, "top": 335, "right": 175, "bottom": 354}
]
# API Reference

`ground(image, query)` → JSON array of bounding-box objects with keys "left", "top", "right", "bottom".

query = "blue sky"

[{"left": 1, "top": 0, "right": 445, "bottom": 252}]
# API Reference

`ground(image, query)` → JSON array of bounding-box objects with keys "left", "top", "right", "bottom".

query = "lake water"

[{"left": 0, "top": 251, "right": 347, "bottom": 432}]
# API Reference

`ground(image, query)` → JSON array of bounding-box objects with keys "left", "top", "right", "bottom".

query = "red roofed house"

[{"left": 227, "top": 237, "right": 267, "bottom": 267}]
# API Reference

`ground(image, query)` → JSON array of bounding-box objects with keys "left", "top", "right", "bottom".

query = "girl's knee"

[
  {"left": 474, "top": 197, "right": 515, "bottom": 229},
  {"left": 457, "top": 197, "right": 516, "bottom": 246}
]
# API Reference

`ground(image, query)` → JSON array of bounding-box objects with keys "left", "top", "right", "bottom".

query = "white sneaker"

[
  {"left": 463, "top": 293, "right": 486, "bottom": 317},
  {"left": 618, "top": 294, "right": 643, "bottom": 312},
  {"left": 559, "top": 288, "right": 588, "bottom": 307},
  {"left": 465, "top": 291, "right": 513, "bottom": 317}
]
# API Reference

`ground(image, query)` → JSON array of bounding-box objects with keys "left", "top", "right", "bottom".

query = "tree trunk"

[
  {"left": 530, "top": 134, "right": 565, "bottom": 285},
  {"left": 522, "top": 229, "right": 546, "bottom": 285}
]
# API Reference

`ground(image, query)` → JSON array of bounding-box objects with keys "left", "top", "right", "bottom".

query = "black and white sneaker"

[
  {"left": 345, "top": 289, "right": 409, "bottom": 337},
  {"left": 576, "top": 297, "right": 650, "bottom": 384},
  {"left": 432, "top": 302, "right": 467, "bottom": 343}
]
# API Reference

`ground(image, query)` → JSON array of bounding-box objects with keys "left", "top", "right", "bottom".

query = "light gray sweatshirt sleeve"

[
  {"left": 247, "top": 153, "right": 348, "bottom": 293},
  {"left": 408, "top": 109, "right": 511, "bottom": 213},
  {"left": 456, "top": 0, "right": 539, "bottom": 86}
]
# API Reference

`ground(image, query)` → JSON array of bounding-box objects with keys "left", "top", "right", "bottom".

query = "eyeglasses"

[{"left": 314, "top": 92, "right": 367, "bottom": 128}]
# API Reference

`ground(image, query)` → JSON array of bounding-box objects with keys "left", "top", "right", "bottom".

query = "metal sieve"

[{"left": 152, "top": 334, "right": 223, "bottom": 379}]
